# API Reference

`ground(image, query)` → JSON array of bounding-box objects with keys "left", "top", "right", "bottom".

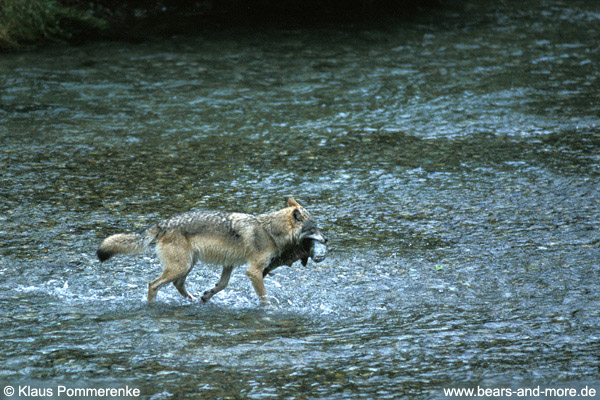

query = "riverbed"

[{"left": 1, "top": 0, "right": 599, "bottom": 398}]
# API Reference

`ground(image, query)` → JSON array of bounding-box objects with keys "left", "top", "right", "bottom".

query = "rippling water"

[{"left": 1, "top": 0, "right": 599, "bottom": 398}]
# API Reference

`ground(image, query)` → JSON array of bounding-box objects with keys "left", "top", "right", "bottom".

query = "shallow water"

[{"left": 1, "top": 0, "right": 599, "bottom": 398}]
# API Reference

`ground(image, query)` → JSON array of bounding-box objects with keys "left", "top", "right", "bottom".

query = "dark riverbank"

[{"left": 0, "top": 0, "right": 441, "bottom": 50}]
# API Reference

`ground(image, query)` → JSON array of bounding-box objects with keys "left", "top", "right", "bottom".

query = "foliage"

[
  {"left": 0, "top": 0, "right": 107, "bottom": 49},
  {"left": 1, "top": 0, "right": 440, "bottom": 49}
]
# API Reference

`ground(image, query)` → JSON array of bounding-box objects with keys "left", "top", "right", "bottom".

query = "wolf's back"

[{"left": 97, "top": 225, "right": 160, "bottom": 262}]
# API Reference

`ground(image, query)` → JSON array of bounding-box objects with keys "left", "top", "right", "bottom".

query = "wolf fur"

[{"left": 97, "top": 197, "right": 327, "bottom": 304}]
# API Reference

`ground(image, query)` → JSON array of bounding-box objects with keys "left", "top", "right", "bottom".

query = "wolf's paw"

[
  {"left": 259, "top": 296, "right": 272, "bottom": 307},
  {"left": 201, "top": 290, "right": 214, "bottom": 303}
]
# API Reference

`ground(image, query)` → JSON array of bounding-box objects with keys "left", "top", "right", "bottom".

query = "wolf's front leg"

[{"left": 246, "top": 263, "right": 270, "bottom": 306}]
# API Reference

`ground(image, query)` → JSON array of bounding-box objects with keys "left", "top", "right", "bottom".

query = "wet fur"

[{"left": 97, "top": 197, "right": 325, "bottom": 304}]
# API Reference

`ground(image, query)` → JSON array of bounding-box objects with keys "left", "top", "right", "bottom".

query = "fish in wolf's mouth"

[{"left": 263, "top": 235, "right": 328, "bottom": 277}]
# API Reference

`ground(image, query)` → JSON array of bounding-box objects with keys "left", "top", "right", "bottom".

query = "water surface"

[{"left": 1, "top": 0, "right": 599, "bottom": 398}]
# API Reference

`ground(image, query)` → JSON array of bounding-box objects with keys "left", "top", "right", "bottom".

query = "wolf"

[{"left": 97, "top": 197, "right": 327, "bottom": 304}]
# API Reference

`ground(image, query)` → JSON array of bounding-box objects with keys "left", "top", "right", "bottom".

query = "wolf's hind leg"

[
  {"left": 148, "top": 239, "right": 193, "bottom": 303},
  {"left": 173, "top": 254, "right": 198, "bottom": 300},
  {"left": 201, "top": 265, "right": 234, "bottom": 302},
  {"left": 148, "top": 271, "right": 179, "bottom": 303},
  {"left": 173, "top": 273, "right": 196, "bottom": 300}
]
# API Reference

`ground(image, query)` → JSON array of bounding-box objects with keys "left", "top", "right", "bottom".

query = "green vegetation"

[
  {"left": 0, "top": 0, "right": 107, "bottom": 49},
  {"left": 0, "top": 0, "right": 439, "bottom": 50},
  {"left": 1, "top": 0, "right": 62, "bottom": 48}
]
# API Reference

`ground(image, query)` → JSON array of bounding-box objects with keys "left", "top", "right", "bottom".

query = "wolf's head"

[
  {"left": 261, "top": 197, "right": 328, "bottom": 276},
  {"left": 286, "top": 196, "right": 328, "bottom": 246}
]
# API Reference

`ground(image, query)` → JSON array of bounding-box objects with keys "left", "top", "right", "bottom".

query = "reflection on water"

[{"left": 1, "top": 0, "right": 599, "bottom": 398}]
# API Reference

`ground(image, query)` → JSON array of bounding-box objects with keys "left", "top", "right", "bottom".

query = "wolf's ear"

[
  {"left": 287, "top": 196, "right": 300, "bottom": 208},
  {"left": 293, "top": 209, "right": 303, "bottom": 222}
]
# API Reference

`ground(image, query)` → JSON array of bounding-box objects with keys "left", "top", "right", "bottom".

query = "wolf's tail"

[{"left": 97, "top": 225, "right": 160, "bottom": 262}]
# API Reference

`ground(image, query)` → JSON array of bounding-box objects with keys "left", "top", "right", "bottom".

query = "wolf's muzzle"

[{"left": 305, "top": 231, "right": 328, "bottom": 244}]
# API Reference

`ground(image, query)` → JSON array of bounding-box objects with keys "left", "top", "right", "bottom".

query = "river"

[{"left": 1, "top": 0, "right": 599, "bottom": 398}]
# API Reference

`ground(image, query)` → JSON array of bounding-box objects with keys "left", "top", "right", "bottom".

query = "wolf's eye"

[{"left": 293, "top": 209, "right": 303, "bottom": 222}]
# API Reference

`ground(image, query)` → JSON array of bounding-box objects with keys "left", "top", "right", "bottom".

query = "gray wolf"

[{"left": 97, "top": 197, "right": 327, "bottom": 304}]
